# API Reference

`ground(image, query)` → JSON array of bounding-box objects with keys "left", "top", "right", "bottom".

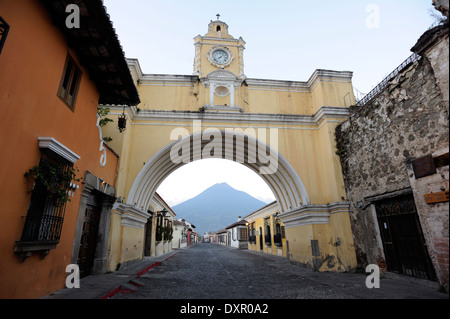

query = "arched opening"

[
  {"left": 157, "top": 158, "right": 275, "bottom": 207},
  {"left": 127, "top": 130, "right": 310, "bottom": 214}
]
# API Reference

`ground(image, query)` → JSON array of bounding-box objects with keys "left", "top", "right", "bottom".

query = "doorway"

[
  {"left": 259, "top": 227, "right": 263, "bottom": 251},
  {"left": 144, "top": 216, "right": 153, "bottom": 256},
  {"left": 375, "top": 194, "right": 436, "bottom": 281},
  {"left": 77, "top": 203, "right": 101, "bottom": 278}
]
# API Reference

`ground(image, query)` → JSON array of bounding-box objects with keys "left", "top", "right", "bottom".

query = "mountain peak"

[{"left": 172, "top": 183, "right": 268, "bottom": 235}]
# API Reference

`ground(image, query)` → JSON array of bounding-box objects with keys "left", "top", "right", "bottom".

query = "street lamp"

[{"left": 161, "top": 208, "right": 168, "bottom": 217}]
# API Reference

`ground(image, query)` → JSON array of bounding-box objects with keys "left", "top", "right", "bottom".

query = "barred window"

[
  {"left": 15, "top": 138, "right": 80, "bottom": 261},
  {"left": 239, "top": 227, "right": 248, "bottom": 241},
  {"left": 20, "top": 154, "right": 73, "bottom": 243},
  {"left": 0, "top": 16, "right": 10, "bottom": 55}
]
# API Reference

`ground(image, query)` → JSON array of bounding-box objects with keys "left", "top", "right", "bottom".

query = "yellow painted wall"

[
  {"left": 120, "top": 226, "right": 145, "bottom": 264},
  {"left": 107, "top": 212, "right": 123, "bottom": 272}
]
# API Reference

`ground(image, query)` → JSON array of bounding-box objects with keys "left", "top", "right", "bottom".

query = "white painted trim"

[
  {"left": 38, "top": 137, "right": 80, "bottom": 164},
  {"left": 245, "top": 70, "right": 353, "bottom": 93},
  {"left": 279, "top": 201, "right": 350, "bottom": 227},
  {"left": 113, "top": 202, "right": 151, "bottom": 229},
  {"left": 126, "top": 59, "right": 352, "bottom": 95},
  {"left": 107, "top": 106, "right": 349, "bottom": 127},
  {"left": 121, "top": 214, "right": 147, "bottom": 229}
]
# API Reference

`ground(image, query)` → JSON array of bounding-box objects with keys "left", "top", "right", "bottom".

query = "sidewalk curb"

[{"left": 100, "top": 252, "right": 179, "bottom": 299}]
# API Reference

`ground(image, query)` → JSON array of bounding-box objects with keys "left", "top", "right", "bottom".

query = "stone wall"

[{"left": 336, "top": 23, "right": 449, "bottom": 289}]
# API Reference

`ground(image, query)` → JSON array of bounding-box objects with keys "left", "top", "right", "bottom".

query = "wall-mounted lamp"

[
  {"left": 161, "top": 208, "right": 168, "bottom": 217},
  {"left": 118, "top": 106, "right": 127, "bottom": 133}
]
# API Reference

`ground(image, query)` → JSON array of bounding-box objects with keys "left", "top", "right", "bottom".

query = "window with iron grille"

[
  {"left": 19, "top": 153, "right": 73, "bottom": 244},
  {"left": 57, "top": 54, "right": 82, "bottom": 111},
  {"left": 238, "top": 227, "right": 248, "bottom": 241},
  {"left": 274, "top": 223, "right": 282, "bottom": 246},
  {"left": 0, "top": 16, "right": 10, "bottom": 55}
]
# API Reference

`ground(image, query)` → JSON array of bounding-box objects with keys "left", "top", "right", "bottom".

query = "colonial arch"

[{"left": 127, "top": 130, "right": 310, "bottom": 214}]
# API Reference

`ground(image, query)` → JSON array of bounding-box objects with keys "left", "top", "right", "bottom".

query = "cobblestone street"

[{"left": 111, "top": 243, "right": 447, "bottom": 300}]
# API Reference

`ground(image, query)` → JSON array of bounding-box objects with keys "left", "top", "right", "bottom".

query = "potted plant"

[{"left": 25, "top": 157, "right": 81, "bottom": 206}]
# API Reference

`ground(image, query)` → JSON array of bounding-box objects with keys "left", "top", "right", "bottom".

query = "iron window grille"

[
  {"left": 264, "top": 234, "right": 272, "bottom": 246},
  {"left": 274, "top": 223, "right": 283, "bottom": 246},
  {"left": 0, "top": 16, "right": 10, "bottom": 55},
  {"left": 238, "top": 227, "right": 248, "bottom": 241},
  {"left": 19, "top": 154, "right": 72, "bottom": 244}
]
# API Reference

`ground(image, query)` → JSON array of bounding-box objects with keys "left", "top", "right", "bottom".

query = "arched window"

[{"left": 216, "top": 25, "right": 221, "bottom": 32}]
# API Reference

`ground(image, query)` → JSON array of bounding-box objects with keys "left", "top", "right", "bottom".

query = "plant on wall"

[
  {"left": 156, "top": 225, "right": 163, "bottom": 242},
  {"left": 24, "top": 157, "right": 81, "bottom": 206},
  {"left": 163, "top": 226, "right": 173, "bottom": 241},
  {"left": 97, "top": 106, "right": 113, "bottom": 142},
  {"left": 156, "top": 225, "right": 173, "bottom": 242}
]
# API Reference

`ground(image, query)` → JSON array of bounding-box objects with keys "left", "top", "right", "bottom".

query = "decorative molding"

[
  {"left": 238, "top": 46, "right": 246, "bottom": 80},
  {"left": 126, "top": 59, "right": 352, "bottom": 94},
  {"left": 108, "top": 105, "right": 349, "bottom": 127},
  {"left": 200, "top": 105, "right": 243, "bottom": 112},
  {"left": 113, "top": 202, "right": 151, "bottom": 229},
  {"left": 279, "top": 201, "right": 351, "bottom": 228},
  {"left": 193, "top": 44, "right": 201, "bottom": 75},
  {"left": 38, "top": 137, "right": 80, "bottom": 164},
  {"left": 121, "top": 214, "right": 147, "bottom": 229},
  {"left": 245, "top": 70, "right": 353, "bottom": 93},
  {"left": 215, "top": 85, "right": 230, "bottom": 97}
]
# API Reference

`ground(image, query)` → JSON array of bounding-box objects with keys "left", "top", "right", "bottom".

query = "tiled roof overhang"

[{"left": 41, "top": 0, "right": 140, "bottom": 106}]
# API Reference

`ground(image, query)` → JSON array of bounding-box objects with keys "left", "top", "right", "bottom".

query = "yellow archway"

[{"left": 127, "top": 130, "right": 310, "bottom": 214}]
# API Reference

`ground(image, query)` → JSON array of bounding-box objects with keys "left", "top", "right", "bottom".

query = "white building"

[
  {"left": 172, "top": 219, "right": 188, "bottom": 249},
  {"left": 225, "top": 217, "right": 248, "bottom": 249}
]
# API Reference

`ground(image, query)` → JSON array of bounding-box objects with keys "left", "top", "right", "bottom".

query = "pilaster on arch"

[{"left": 126, "top": 131, "right": 310, "bottom": 214}]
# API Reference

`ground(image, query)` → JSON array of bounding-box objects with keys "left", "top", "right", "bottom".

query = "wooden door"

[{"left": 77, "top": 204, "right": 101, "bottom": 278}]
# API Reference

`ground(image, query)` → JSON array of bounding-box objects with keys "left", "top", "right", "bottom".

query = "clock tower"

[{"left": 193, "top": 16, "right": 246, "bottom": 109}]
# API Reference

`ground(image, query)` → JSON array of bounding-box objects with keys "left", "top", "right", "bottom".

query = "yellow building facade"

[
  {"left": 102, "top": 18, "right": 357, "bottom": 272},
  {"left": 245, "top": 202, "right": 288, "bottom": 257}
]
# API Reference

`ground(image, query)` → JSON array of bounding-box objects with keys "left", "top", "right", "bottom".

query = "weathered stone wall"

[{"left": 336, "top": 23, "right": 449, "bottom": 288}]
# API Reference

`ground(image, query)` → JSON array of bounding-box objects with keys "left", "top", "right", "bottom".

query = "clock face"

[{"left": 211, "top": 49, "right": 229, "bottom": 64}]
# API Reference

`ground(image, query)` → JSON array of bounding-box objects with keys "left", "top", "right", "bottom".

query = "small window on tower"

[{"left": 216, "top": 26, "right": 221, "bottom": 32}]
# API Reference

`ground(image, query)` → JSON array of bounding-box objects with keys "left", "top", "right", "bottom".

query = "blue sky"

[{"left": 102, "top": 1, "right": 439, "bottom": 207}]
